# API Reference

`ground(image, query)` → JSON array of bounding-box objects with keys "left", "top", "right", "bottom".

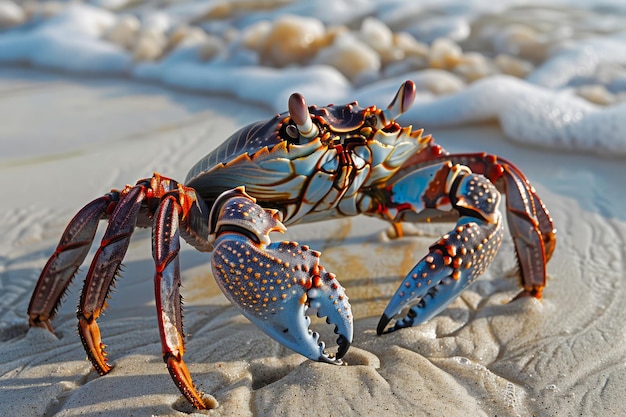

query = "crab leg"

[
  {"left": 372, "top": 162, "right": 504, "bottom": 334},
  {"left": 153, "top": 193, "right": 217, "bottom": 410},
  {"left": 77, "top": 185, "right": 146, "bottom": 374},
  {"left": 431, "top": 152, "right": 555, "bottom": 298},
  {"left": 28, "top": 193, "right": 118, "bottom": 331}
]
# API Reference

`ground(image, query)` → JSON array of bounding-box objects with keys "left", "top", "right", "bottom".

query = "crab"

[{"left": 27, "top": 81, "right": 555, "bottom": 410}]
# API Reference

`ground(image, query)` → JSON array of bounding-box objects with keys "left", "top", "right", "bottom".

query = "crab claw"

[
  {"left": 210, "top": 188, "right": 353, "bottom": 363},
  {"left": 377, "top": 215, "right": 504, "bottom": 335}
]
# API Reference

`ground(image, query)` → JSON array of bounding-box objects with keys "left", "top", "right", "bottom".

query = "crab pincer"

[{"left": 210, "top": 188, "right": 353, "bottom": 363}]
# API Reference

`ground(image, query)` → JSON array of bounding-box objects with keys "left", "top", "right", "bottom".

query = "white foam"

[
  {"left": 528, "top": 34, "right": 626, "bottom": 89},
  {"left": 0, "top": 1, "right": 625, "bottom": 156},
  {"left": 0, "top": 4, "right": 130, "bottom": 72},
  {"left": 402, "top": 76, "right": 626, "bottom": 156}
]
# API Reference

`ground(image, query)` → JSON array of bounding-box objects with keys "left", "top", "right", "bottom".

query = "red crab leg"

[
  {"left": 438, "top": 152, "right": 556, "bottom": 298},
  {"left": 28, "top": 194, "right": 118, "bottom": 332},
  {"left": 77, "top": 184, "right": 146, "bottom": 375},
  {"left": 153, "top": 193, "right": 216, "bottom": 410}
]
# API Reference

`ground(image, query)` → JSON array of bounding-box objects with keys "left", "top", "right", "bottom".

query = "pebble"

[
  {"left": 454, "top": 52, "right": 498, "bottom": 82},
  {"left": 0, "top": 0, "right": 25, "bottom": 28},
  {"left": 383, "top": 57, "right": 427, "bottom": 77},
  {"left": 577, "top": 84, "right": 615, "bottom": 105},
  {"left": 360, "top": 17, "right": 393, "bottom": 53},
  {"left": 259, "top": 14, "right": 326, "bottom": 67},
  {"left": 241, "top": 20, "right": 272, "bottom": 52},
  {"left": 313, "top": 33, "right": 381, "bottom": 83},
  {"left": 104, "top": 15, "right": 140, "bottom": 49},
  {"left": 413, "top": 69, "right": 466, "bottom": 95},
  {"left": 494, "top": 54, "right": 534, "bottom": 78},
  {"left": 197, "top": 34, "right": 225, "bottom": 61},
  {"left": 492, "top": 24, "right": 548, "bottom": 62},
  {"left": 21, "top": 0, "right": 63, "bottom": 19},
  {"left": 168, "top": 25, "right": 207, "bottom": 49},
  {"left": 393, "top": 32, "right": 429, "bottom": 58},
  {"left": 7, "top": 0, "right": 619, "bottom": 101},
  {"left": 428, "top": 38, "right": 463, "bottom": 70},
  {"left": 133, "top": 27, "right": 167, "bottom": 61}
]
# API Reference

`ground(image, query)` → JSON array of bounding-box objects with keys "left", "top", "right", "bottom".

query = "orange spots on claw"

[
  {"left": 445, "top": 245, "right": 457, "bottom": 257},
  {"left": 313, "top": 275, "right": 322, "bottom": 288}
]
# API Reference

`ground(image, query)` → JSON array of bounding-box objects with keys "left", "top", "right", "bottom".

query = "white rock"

[
  {"left": 492, "top": 24, "right": 548, "bottom": 61},
  {"left": 378, "top": 47, "right": 405, "bottom": 66},
  {"left": 260, "top": 14, "right": 326, "bottom": 66},
  {"left": 405, "top": 15, "right": 471, "bottom": 43},
  {"left": 383, "top": 56, "right": 428, "bottom": 77},
  {"left": 0, "top": 1, "right": 25, "bottom": 28},
  {"left": 91, "top": 0, "right": 134, "bottom": 10},
  {"left": 615, "top": 91, "right": 626, "bottom": 103},
  {"left": 414, "top": 69, "right": 466, "bottom": 95},
  {"left": 594, "top": 61, "right": 626, "bottom": 85},
  {"left": 133, "top": 28, "right": 167, "bottom": 61},
  {"left": 104, "top": 15, "right": 140, "bottom": 49},
  {"left": 313, "top": 33, "right": 381, "bottom": 83},
  {"left": 494, "top": 54, "right": 534, "bottom": 78},
  {"left": 454, "top": 52, "right": 498, "bottom": 82},
  {"left": 168, "top": 25, "right": 207, "bottom": 49},
  {"left": 241, "top": 20, "right": 272, "bottom": 51},
  {"left": 222, "top": 27, "right": 240, "bottom": 44},
  {"left": 143, "top": 11, "right": 170, "bottom": 33},
  {"left": 428, "top": 38, "right": 462, "bottom": 70},
  {"left": 197, "top": 34, "right": 225, "bottom": 61},
  {"left": 360, "top": 17, "right": 393, "bottom": 52},
  {"left": 21, "top": 0, "right": 64, "bottom": 20},
  {"left": 577, "top": 85, "right": 615, "bottom": 105},
  {"left": 393, "top": 32, "right": 429, "bottom": 58}
]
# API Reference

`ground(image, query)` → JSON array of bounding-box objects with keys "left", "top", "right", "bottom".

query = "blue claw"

[
  {"left": 377, "top": 215, "right": 503, "bottom": 335},
  {"left": 210, "top": 188, "right": 353, "bottom": 363}
]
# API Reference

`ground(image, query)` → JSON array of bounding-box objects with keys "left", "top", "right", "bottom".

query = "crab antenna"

[
  {"left": 288, "top": 93, "right": 319, "bottom": 139},
  {"left": 383, "top": 80, "right": 416, "bottom": 122}
]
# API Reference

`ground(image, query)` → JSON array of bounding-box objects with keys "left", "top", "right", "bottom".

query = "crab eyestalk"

[
  {"left": 288, "top": 92, "right": 319, "bottom": 139},
  {"left": 383, "top": 80, "right": 417, "bottom": 123}
]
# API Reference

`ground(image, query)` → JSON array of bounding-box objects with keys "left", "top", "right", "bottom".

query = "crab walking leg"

[
  {"left": 371, "top": 162, "right": 504, "bottom": 334},
  {"left": 77, "top": 185, "right": 146, "bottom": 375},
  {"left": 153, "top": 195, "right": 217, "bottom": 410},
  {"left": 28, "top": 193, "right": 118, "bottom": 332},
  {"left": 437, "top": 153, "right": 556, "bottom": 298}
]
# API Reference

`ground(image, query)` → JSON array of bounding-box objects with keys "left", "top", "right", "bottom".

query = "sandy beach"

[{"left": 1, "top": 1, "right": 626, "bottom": 416}]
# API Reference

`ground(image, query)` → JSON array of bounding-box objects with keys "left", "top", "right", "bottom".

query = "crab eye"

[
  {"left": 286, "top": 124, "right": 299, "bottom": 139},
  {"left": 365, "top": 114, "right": 379, "bottom": 128}
]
